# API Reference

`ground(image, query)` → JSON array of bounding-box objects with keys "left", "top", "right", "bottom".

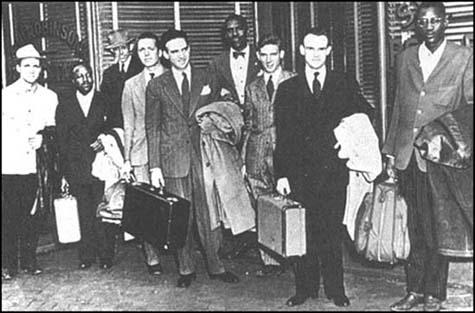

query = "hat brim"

[
  {"left": 16, "top": 55, "right": 46, "bottom": 60},
  {"left": 105, "top": 38, "right": 135, "bottom": 50}
]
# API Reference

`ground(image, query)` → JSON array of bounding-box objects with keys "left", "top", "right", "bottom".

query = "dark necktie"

[
  {"left": 120, "top": 63, "right": 125, "bottom": 73},
  {"left": 150, "top": 73, "right": 155, "bottom": 80},
  {"left": 233, "top": 51, "right": 245, "bottom": 59},
  {"left": 313, "top": 72, "right": 321, "bottom": 99},
  {"left": 266, "top": 75, "right": 274, "bottom": 100},
  {"left": 181, "top": 72, "right": 190, "bottom": 116}
]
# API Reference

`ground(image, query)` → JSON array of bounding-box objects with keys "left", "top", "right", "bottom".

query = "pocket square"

[{"left": 201, "top": 85, "right": 211, "bottom": 95}]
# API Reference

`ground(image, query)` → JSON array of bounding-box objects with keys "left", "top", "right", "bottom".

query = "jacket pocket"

[{"left": 432, "top": 85, "right": 457, "bottom": 108}]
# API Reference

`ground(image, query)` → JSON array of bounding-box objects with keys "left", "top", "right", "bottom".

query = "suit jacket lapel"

[
  {"left": 407, "top": 47, "right": 424, "bottom": 88},
  {"left": 221, "top": 53, "right": 236, "bottom": 95},
  {"left": 189, "top": 67, "right": 203, "bottom": 118},
  {"left": 425, "top": 42, "right": 454, "bottom": 85},
  {"left": 161, "top": 71, "right": 187, "bottom": 119},
  {"left": 254, "top": 76, "right": 269, "bottom": 102},
  {"left": 246, "top": 46, "right": 260, "bottom": 86},
  {"left": 86, "top": 92, "right": 102, "bottom": 128}
]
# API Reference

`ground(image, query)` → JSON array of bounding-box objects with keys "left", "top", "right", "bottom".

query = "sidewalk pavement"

[{"left": 2, "top": 237, "right": 473, "bottom": 311}]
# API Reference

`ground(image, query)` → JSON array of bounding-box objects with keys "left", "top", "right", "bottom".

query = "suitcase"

[
  {"left": 53, "top": 194, "right": 81, "bottom": 244},
  {"left": 257, "top": 193, "right": 306, "bottom": 258},
  {"left": 355, "top": 181, "right": 410, "bottom": 264},
  {"left": 122, "top": 182, "right": 190, "bottom": 250}
]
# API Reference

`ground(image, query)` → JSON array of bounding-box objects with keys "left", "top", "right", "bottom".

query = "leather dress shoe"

[
  {"left": 100, "top": 259, "right": 113, "bottom": 270},
  {"left": 2, "top": 268, "right": 16, "bottom": 281},
  {"left": 79, "top": 261, "right": 93, "bottom": 270},
  {"left": 209, "top": 271, "right": 240, "bottom": 283},
  {"left": 177, "top": 273, "right": 196, "bottom": 288},
  {"left": 328, "top": 294, "right": 350, "bottom": 307},
  {"left": 424, "top": 295, "right": 442, "bottom": 312},
  {"left": 390, "top": 292, "right": 424, "bottom": 311},
  {"left": 147, "top": 263, "right": 163, "bottom": 276},
  {"left": 286, "top": 293, "right": 310, "bottom": 306},
  {"left": 256, "top": 265, "right": 285, "bottom": 278},
  {"left": 22, "top": 266, "right": 43, "bottom": 275}
]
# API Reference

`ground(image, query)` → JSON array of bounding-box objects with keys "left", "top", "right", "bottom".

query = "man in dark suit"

[
  {"left": 145, "top": 28, "right": 239, "bottom": 288},
  {"left": 56, "top": 63, "right": 116, "bottom": 270},
  {"left": 384, "top": 3, "right": 473, "bottom": 311},
  {"left": 100, "top": 29, "right": 143, "bottom": 128},
  {"left": 208, "top": 14, "right": 260, "bottom": 107},
  {"left": 273, "top": 26, "right": 372, "bottom": 307}
]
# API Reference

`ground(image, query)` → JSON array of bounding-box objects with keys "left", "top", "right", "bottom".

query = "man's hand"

[
  {"left": 28, "top": 134, "right": 43, "bottom": 150},
  {"left": 385, "top": 155, "right": 397, "bottom": 182},
  {"left": 121, "top": 161, "right": 133, "bottom": 181},
  {"left": 61, "top": 176, "right": 70, "bottom": 194},
  {"left": 150, "top": 168, "right": 165, "bottom": 188},
  {"left": 276, "top": 177, "right": 291, "bottom": 196}
]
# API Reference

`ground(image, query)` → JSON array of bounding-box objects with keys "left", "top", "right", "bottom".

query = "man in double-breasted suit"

[
  {"left": 273, "top": 27, "right": 372, "bottom": 307},
  {"left": 121, "top": 32, "right": 167, "bottom": 276},
  {"left": 208, "top": 14, "right": 260, "bottom": 107},
  {"left": 145, "top": 28, "right": 239, "bottom": 288},
  {"left": 242, "top": 34, "right": 296, "bottom": 276},
  {"left": 56, "top": 63, "right": 116, "bottom": 270},
  {"left": 384, "top": 3, "right": 473, "bottom": 311}
]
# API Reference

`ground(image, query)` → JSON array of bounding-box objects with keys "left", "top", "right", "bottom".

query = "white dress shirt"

[
  {"left": 305, "top": 65, "right": 327, "bottom": 94},
  {"left": 418, "top": 39, "right": 447, "bottom": 82},
  {"left": 119, "top": 55, "right": 132, "bottom": 73},
  {"left": 230, "top": 45, "right": 250, "bottom": 104},
  {"left": 76, "top": 89, "right": 95, "bottom": 117},
  {"left": 2, "top": 79, "right": 58, "bottom": 175},
  {"left": 171, "top": 65, "right": 192, "bottom": 95},
  {"left": 263, "top": 66, "right": 282, "bottom": 86}
]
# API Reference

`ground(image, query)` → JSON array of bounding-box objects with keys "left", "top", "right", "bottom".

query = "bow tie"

[{"left": 232, "top": 51, "right": 245, "bottom": 59}]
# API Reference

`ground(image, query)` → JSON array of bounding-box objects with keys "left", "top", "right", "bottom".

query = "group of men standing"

[{"left": 2, "top": 3, "right": 472, "bottom": 311}]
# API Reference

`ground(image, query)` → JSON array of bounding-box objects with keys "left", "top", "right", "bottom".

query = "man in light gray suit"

[
  {"left": 121, "top": 32, "right": 167, "bottom": 276},
  {"left": 145, "top": 28, "right": 239, "bottom": 288}
]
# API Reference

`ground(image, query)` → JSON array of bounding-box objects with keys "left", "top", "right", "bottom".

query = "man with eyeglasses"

[{"left": 384, "top": 2, "right": 473, "bottom": 311}]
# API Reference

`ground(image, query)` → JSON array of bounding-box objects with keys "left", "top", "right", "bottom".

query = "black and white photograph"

[{"left": 1, "top": 1, "right": 473, "bottom": 311}]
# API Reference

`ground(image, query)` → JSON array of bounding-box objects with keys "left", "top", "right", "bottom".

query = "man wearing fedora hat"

[
  {"left": 100, "top": 29, "right": 143, "bottom": 129},
  {"left": 2, "top": 43, "right": 58, "bottom": 280}
]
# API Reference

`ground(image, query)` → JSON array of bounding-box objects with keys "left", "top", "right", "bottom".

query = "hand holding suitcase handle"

[
  {"left": 150, "top": 167, "right": 165, "bottom": 190},
  {"left": 276, "top": 177, "right": 291, "bottom": 197}
]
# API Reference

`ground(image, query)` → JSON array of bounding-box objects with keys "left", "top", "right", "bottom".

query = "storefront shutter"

[
  {"left": 343, "top": 2, "right": 379, "bottom": 111},
  {"left": 445, "top": 2, "right": 474, "bottom": 45},
  {"left": 43, "top": 2, "right": 88, "bottom": 95},
  {"left": 97, "top": 1, "right": 255, "bottom": 74}
]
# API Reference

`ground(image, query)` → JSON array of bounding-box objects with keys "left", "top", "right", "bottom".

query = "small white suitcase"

[{"left": 54, "top": 195, "right": 81, "bottom": 244}]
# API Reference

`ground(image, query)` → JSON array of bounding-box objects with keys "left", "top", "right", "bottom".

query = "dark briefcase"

[
  {"left": 257, "top": 193, "right": 306, "bottom": 258},
  {"left": 122, "top": 182, "right": 190, "bottom": 250}
]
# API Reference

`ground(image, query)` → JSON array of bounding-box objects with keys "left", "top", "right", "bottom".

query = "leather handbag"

[
  {"left": 354, "top": 181, "right": 410, "bottom": 264},
  {"left": 53, "top": 190, "right": 81, "bottom": 244}
]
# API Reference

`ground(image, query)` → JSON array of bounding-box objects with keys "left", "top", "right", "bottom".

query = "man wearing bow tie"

[
  {"left": 100, "top": 29, "right": 143, "bottom": 129},
  {"left": 207, "top": 13, "right": 261, "bottom": 261},
  {"left": 273, "top": 27, "right": 372, "bottom": 307},
  {"left": 208, "top": 14, "right": 260, "bottom": 107}
]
